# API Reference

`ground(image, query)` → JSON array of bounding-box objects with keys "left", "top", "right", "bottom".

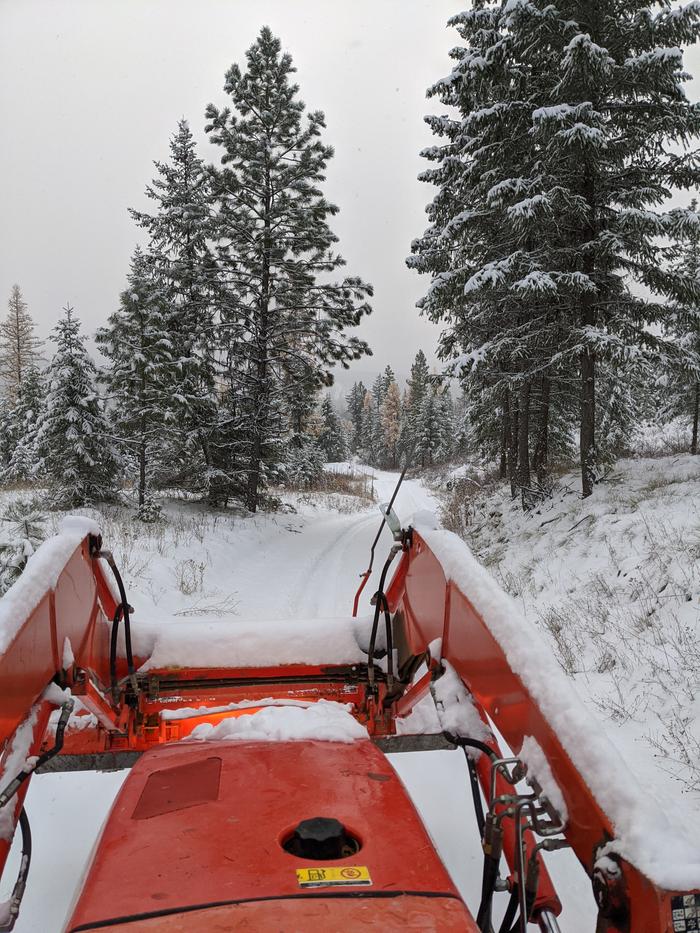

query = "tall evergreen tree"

[
  {"left": 410, "top": 1, "right": 700, "bottom": 499},
  {"left": 130, "top": 119, "right": 218, "bottom": 492},
  {"left": 345, "top": 381, "right": 367, "bottom": 454},
  {"left": 404, "top": 350, "right": 431, "bottom": 466},
  {"left": 205, "top": 27, "right": 372, "bottom": 512},
  {"left": 36, "top": 306, "right": 119, "bottom": 508},
  {"left": 3, "top": 366, "right": 45, "bottom": 483},
  {"left": 0, "top": 285, "right": 42, "bottom": 402},
  {"left": 97, "top": 248, "right": 175, "bottom": 511},
  {"left": 380, "top": 380, "right": 402, "bottom": 468},
  {"left": 317, "top": 395, "right": 348, "bottom": 462},
  {"left": 665, "top": 200, "right": 700, "bottom": 454}
]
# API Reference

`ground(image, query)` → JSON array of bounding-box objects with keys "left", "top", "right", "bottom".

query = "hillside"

[{"left": 440, "top": 454, "right": 700, "bottom": 816}]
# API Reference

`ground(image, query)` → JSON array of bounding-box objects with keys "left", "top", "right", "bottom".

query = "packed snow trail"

[{"left": 2, "top": 468, "right": 596, "bottom": 931}]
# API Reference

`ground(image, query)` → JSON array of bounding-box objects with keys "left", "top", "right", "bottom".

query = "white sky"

[
  {"left": 1, "top": 1, "right": 699, "bottom": 394},
  {"left": 0, "top": 0, "right": 466, "bottom": 392}
]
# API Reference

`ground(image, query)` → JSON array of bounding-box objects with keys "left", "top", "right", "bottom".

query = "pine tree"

[
  {"left": 37, "top": 306, "right": 120, "bottom": 508},
  {"left": 3, "top": 366, "right": 45, "bottom": 483},
  {"left": 96, "top": 248, "right": 175, "bottom": 511},
  {"left": 317, "top": 395, "right": 347, "bottom": 462},
  {"left": 205, "top": 27, "right": 372, "bottom": 512},
  {"left": 359, "top": 390, "right": 379, "bottom": 465},
  {"left": 410, "top": 2, "right": 700, "bottom": 500},
  {"left": 0, "top": 285, "right": 42, "bottom": 403},
  {"left": 130, "top": 119, "right": 218, "bottom": 492},
  {"left": 664, "top": 200, "right": 700, "bottom": 454},
  {"left": 403, "top": 350, "right": 431, "bottom": 464},
  {"left": 345, "top": 381, "right": 367, "bottom": 454},
  {"left": 381, "top": 380, "right": 402, "bottom": 468}
]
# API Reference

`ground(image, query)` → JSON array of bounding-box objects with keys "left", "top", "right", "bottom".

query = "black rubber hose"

[
  {"left": 498, "top": 888, "right": 519, "bottom": 933},
  {"left": 109, "top": 604, "right": 124, "bottom": 697},
  {"left": 367, "top": 552, "right": 398, "bottom": 687},
  {"left": 0, "top": 807, "right": 31, "bottom": 932},
  {"left": 466, "top": 749, "right": 486, "bottom": 839},
  {"left": 379, "top": 593, "right": 394, "bottom": 690},
  {"left": 442, "top": 732, "right": 499, "bottom": 762},
  {"left": 107, "top": 558, "right": 135, "bottom": 680},
  {"left": 476, "top": 852, "right": 500, "bottom": 932}
]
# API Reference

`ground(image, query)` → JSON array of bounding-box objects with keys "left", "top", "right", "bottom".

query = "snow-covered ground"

[
  {"left": 3, "top": 464, "right": 623, "bottom": 931},
  {"left": 445, "top": 455, "right": 700, "bottom": 807}
]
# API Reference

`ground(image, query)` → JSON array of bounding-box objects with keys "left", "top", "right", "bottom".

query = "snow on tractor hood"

[{"left": 119, "top": 614, "right": 379, "bottom": 671}]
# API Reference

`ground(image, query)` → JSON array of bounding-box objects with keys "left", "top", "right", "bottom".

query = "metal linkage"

[{"left": 485, "top": 756, "right": 568, "bottom": 933}]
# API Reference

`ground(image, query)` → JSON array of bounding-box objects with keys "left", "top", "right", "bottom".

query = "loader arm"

[
  {"left": 380, "top": 525, "right": 699, "bottom": 933},
  {"left": 0, "top": 517, "right": 698, "bottom": 933}
]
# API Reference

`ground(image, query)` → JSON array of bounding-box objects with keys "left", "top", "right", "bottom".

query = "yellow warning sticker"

[{"left": 296, "top": 866, "right": 372, "bottom": 888}]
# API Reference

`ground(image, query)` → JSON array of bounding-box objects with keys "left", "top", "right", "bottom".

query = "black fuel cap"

[{"left": 284, "top": 817, "right": 360, "bottom": 860}]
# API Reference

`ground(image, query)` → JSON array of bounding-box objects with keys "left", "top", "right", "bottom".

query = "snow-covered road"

[{"left": 4, "top": 469, "right": 597, "bottom": 930}]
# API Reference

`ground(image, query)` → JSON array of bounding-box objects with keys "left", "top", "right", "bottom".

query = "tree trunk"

[
  {"left": 138, "top": 438, "right": 146, "bottom": 508},
  {"left": 532, "top": 376, "right": 551, "bottom": 486},
  {"left": 580, "top": 162, "right": 597, "bottom": 498},
  {"left": 580, "top": 349, "right": 596, "bottom": 497},
  {"left": 692, "top": 382, "right": 699, "bottom": 455},
  {"left": 500, "top": 390, "right": 510, "bottom": 480},
  {"left": 517, "top": 381, "right": 531, "bottom": 509},
  {"left": 508, "top": 389, "right": 519, "bottom": 499},
  {"left": 246, "top": 167, "right": 272, "bottom": 514}
]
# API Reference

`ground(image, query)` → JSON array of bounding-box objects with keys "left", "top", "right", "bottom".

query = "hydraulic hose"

[
  {"left": 99, "top": 550, "right": 138, "bottom": 696},
  {"left": 0, "top": 807, "right": 31, "bottom": 932}
]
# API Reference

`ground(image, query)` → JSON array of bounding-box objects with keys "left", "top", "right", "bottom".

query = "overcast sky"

[
  {"left": 0, "top": 0, "right": 468, "bottom": 393},
  {"left": 2, "top": 1, "right": 700, "bottom": 395}
]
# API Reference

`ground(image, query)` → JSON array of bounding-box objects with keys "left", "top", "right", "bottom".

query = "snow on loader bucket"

[{"left": 0, "top": 511, "right": 698, "bottom": 932}]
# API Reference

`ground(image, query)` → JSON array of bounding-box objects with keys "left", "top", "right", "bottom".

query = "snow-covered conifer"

[
  {"left": 0, "top": 285, "right": 42, "bottom": 402},
  {"left": 317, "top": 395, "right": 347, "bottom": 462},
  {"left": 37, "top": 305, "right": 119, "bottom": 508},
  {"left": 96, "top": 248, "right": 175, "bottom": 511},
  {"left": 130, "top": 120, "right": 217, "bottom": 491},
  {"left": 381, "top": 380, "right": 402, "bottom": 468},
  {"left": 205, "top": 28, "right": 372, "bottom": 511},
  {"left": 3, "top": 366, "right": 45, "bottom": 483},
  {"left": 411, "top": 1, "right": 700, "bottom": 499},
  {"left": 664, "top": 201, "right": 700, "bottom": 454},
  {"left": 345, "top": 381, "right": 367, "bottom": 454}
]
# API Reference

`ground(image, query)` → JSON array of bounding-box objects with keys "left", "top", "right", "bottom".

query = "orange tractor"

[{"left": 0, "top": 504, "right": 697, "bottom": 931}]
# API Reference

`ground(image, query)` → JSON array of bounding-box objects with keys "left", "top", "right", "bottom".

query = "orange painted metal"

[
  {"left": 0, "top": 537, "right": 119, "bottom": 755},
  {"left": 0, "top": 700, "right": 53, "bottom": 878},
  {"left": 1, "top": 527, "right": 696, "bottom": 932},
  {"left": 66, "top": 739, "right": 479, "bottom": 932},
  {"left": 80, "top": 896, "right": 474, "bottom": 931},
  {"left": 386, "top": 530, "right": 696, "bottom": 931}
]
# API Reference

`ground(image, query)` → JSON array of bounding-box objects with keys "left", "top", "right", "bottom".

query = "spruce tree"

[
  {"left": 3, "top": 366, "right": 45, "bottom": 483},
  {"left": 96, "top": 248, "right": 175, "bottom": 511},
  {"left": 381, "top": 380, "right": 402, "bottom": 468},
  {"left": 411, "top": 1, "right": 700, "bottom": 499},
  {"left": 403, "top": 350, "right": 431, "bottom": 464},
  {"left": 36, "top": 306, "right": 119, "bottom": 508},
  {"left": 346, "top": 381, "right": 367, "bottom": 454},
  {"left": 0, "top": 285, "right": 42, "bottom": 403},
  {"left": 205, "top": 27, "right": 373, "bottom": 512},
  {"left": 317, "top": 395, "right": 347, "bottom": 462},
  {"left": 664, "top": 200, "right": 700, "bottom": 454},
  {"left": 130, "top": 119, "right": 217, "bottom": 492}
]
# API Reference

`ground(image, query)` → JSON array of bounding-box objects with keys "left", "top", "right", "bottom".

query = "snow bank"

[
  {"left": 0, "top": 516, "right": 98, "bottom": 654},
  {"left": 415, "top": 521, "right": 700, "bottom": 890},
  {"left": 188, "top": 700, "right": 367, "bottom": 744},
  {"left": 126, "top": 615, "right": 374, "bottom": 670}
]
